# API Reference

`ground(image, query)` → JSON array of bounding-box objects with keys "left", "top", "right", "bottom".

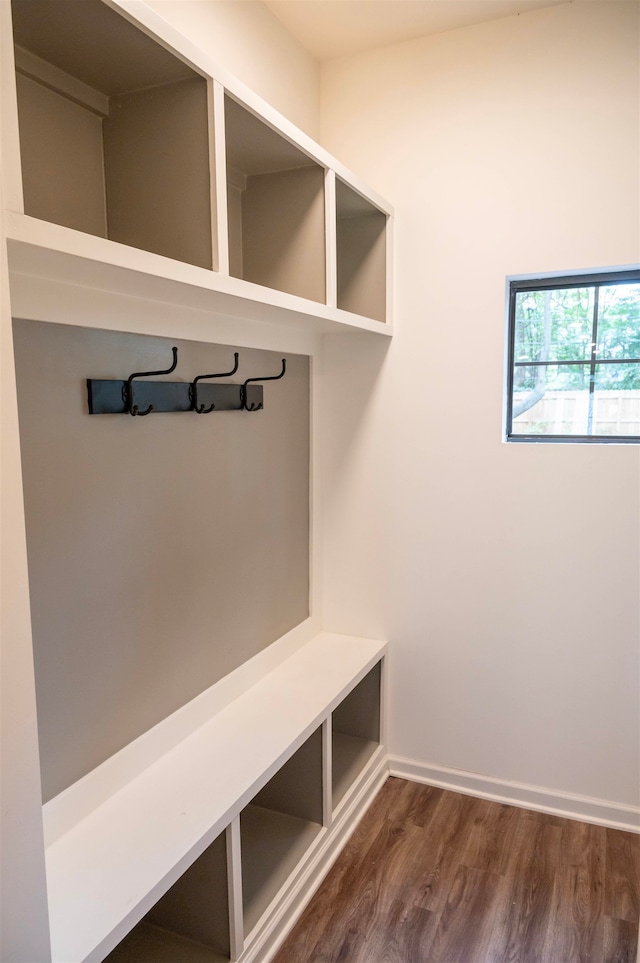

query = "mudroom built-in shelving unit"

[{"left": 0, "top": 0, "right": 393, "bottom": 961}]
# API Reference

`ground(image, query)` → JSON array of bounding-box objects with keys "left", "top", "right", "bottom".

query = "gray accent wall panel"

[{"left": 13, "top": 320, "right": 310, "bottom": 802}]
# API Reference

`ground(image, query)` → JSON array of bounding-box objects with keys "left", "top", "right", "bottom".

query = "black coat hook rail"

[{"left": 87, "top": 349, "right": 286, "bottom": 416}]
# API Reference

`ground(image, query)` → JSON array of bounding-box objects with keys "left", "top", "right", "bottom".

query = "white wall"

[
  {"left": 146, "top": 0, "right": 320, "bottom": 137},
  {"left": 0, "top": 170, "right": 51, "bottom": 963},
  {"left": 1, "top": 0, "right": 51, "bottom": 951},
  {"left": 319, "top": 1, "right": 640, "bottom": 811}
]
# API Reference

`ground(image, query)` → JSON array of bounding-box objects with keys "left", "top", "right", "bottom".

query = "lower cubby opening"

[
  {"left": 103, "top": 923, "right": 228, "bottom": 963},
  {"left": 240, "top": 726, "right": 324, "bottom": 934},
  {"left": 332, "top": 662, "right": 382, "bottom": 810},
  {"left": 104, "top": 832, "right": 230, "bottom": 963}
]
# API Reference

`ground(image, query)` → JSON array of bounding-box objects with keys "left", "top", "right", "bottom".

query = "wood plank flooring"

[{"left": 272, "top": 777, "right": 640, "bottom": 963}]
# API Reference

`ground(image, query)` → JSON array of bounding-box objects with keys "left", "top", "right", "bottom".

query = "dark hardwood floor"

[{"left": 272, "top": 777, "right": 640, "bottom": 963}]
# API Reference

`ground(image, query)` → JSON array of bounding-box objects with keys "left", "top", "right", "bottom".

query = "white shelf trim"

[{"left": 6, "top": 213, "right": 393, "bottom": 338}]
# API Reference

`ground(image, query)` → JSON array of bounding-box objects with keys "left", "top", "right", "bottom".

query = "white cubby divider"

[{"left": 4, "top": 0, "right": 393, "bottom": 333}]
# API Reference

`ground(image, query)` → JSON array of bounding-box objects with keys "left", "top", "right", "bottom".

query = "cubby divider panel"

[
  {"left": 336, "top": 179, "right": 387, "bottom": 322},
  {"left": 240, "top": 726, "right": 323, "bottom": 934},
  {"left": 332, "top": 661, "right": 382, "bottom": 809},
  {"left": 104, "top": 832, "right": 230, "bottom": 963}
]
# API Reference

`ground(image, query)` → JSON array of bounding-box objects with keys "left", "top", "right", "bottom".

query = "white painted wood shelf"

[
  {"left": 3, "top": 0, "right": 394, "bottom": 337},
  {"left": 5, "top": 213, "right": 391, "bottom": 339},
  {"left": 44, "top": 633, "right": 387, "bottom": 963}
]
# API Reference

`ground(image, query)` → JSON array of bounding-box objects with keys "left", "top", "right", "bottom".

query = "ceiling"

[{"left": 263, "top": 0, "right": 574, "bottom": 61}]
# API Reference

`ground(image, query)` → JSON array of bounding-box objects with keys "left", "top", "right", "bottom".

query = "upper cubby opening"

[
  {"left": 336, "top": 178, "right": 387, "bottom": 323},
  {"left": 11, "top": 0, "right": 214, "bottom": 269},
  {"left": 224, "top": 94, "right": 326, "bottom": 304}
]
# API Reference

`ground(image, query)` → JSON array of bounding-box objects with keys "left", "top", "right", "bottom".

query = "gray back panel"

[{"left": 13, "top": 320, "right": 310, "bottom": 801}]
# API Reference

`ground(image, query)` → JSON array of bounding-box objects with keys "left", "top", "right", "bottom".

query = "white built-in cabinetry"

[
  {"left": 0, "top": 1, "right": 393, "bottom": 960},
  {"left": 44, "top": 635, "right": 386, "bottom": 963},
  {"left": 5, "top": 0, "right": 393, "bottom": 334}
]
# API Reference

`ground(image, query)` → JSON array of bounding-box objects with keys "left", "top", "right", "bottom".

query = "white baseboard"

[
  {"left": 235, "top": 753, "right": 638, "bottom": 963},
  {"left": 390, "top": 755, "right": 640, "bottom": 833}
]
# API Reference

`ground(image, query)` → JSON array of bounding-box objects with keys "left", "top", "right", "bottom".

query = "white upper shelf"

[
  {"left": 3, "top": 0, "right": 394, "bottom": 336},
  {"left": 6, "top": 213, "right": 392, "bottom": 338}
]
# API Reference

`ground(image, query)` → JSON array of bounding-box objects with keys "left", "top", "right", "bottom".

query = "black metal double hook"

[
  {"left": 242, "top": 358, "right": 287, "bottom": 411},
  {"left": 191, "top": 353, "right": 239, "bottom": 414},
  {"left": 125, "top": 346, "right": 178, "bottom": 416}
]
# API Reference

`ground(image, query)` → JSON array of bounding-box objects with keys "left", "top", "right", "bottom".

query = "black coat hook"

[
  {"left": 124, "top": 347, "right": 178, "bottom": 416},
  {"left": 242, "top": 359, "right": 286, "bottom": 412},
  {"left": 191, "top": 353, "right": 239, "bottom": 414}
]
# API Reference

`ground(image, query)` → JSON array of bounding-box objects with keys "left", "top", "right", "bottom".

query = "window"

[{"left": 506, "top": 268, "right": 640, "bottom": 443}]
